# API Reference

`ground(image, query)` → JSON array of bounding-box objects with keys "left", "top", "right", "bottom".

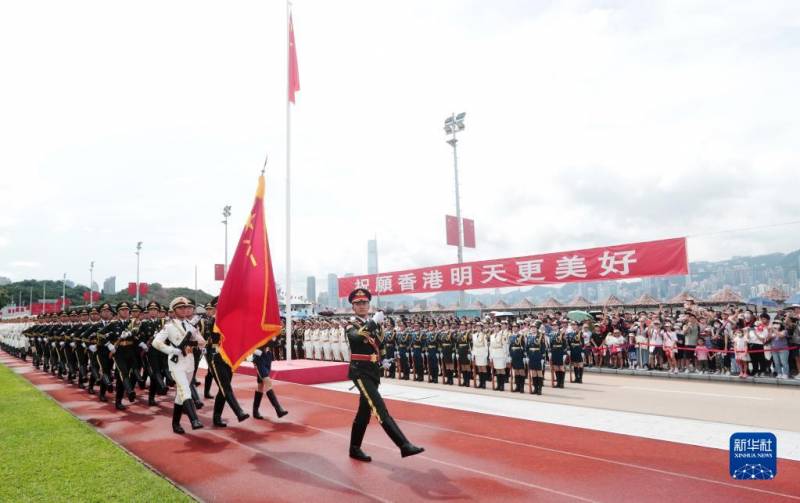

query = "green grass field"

[{"left": 0, "top": 362, "right": 193, "bottom": 503}]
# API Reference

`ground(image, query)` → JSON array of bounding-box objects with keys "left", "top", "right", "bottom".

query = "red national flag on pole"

[
  {"left": 288, "top": 13, "right": 300, "bottom": 103},
  {"left": 463, "top": 218, "right": 476, "bottom": 248},
  {"left": 445, "top": 215, "right": 459, "bottom": 246},
  {"left": 214, "top": 175, "right": 282, "bottom": 370}
]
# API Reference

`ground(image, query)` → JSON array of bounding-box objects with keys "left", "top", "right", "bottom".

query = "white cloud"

[{"left": 0, "top": 0, "right": 798, "bottom": 294}]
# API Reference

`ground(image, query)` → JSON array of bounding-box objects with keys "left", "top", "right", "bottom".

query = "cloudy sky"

[{"left": 1, "top": 0, "right": 799, "bottom": 299}]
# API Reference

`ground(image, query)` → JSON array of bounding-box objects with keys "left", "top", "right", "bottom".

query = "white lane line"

[
  {"left": 619, "top": 386, "right": 773, "bottom": 401},
  {"left": 288, "top": 390, "right": 800, "bottom": 500},
  {"left": 314, "top": 381, "right": 800, "bottom": 461}
]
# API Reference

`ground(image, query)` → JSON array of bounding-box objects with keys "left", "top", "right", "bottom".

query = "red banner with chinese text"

[{"left": 337, "top": 237, "right": 687, "bottom": 297}]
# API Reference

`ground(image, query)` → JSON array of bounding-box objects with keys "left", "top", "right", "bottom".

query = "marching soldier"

[
  {"left": 344, "top": 288, "right": 424, "bottom": 462},
  {"left": 508, "top": 323, "right": 527, "bottom": 393},
  {"left": 152, "top": 297, "right": 206, "bottom": 434},
  {"left": 141, "top": 301, "right": 168, "bottom": 405},
  {"left": 252, "top": 337, "right": 288, "bottom": 420},
  {"left": 201, "top": 301, "right": 217, "bottom": 399},
  {"left": 204, "top": 297, "right": 250, "bottom": 427}
]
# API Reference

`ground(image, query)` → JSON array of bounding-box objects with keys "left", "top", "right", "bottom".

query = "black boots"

[
  {"left": 253, "top": 391, "right": 264, "bottom": 420},
  {"left": 515, "top": 375, "right": 525, "bottom": 393},
  {"left": 183, "top": 399, "right": 204, "bottom": 430},
  {"left": 381, "top": 416, "right": 425, "bottom": 458},
  {"left": 555, "top": 371, "right": 565, "bottom": 388},
  {"left": 190, "top": 386, "right": 204, "bottom": 410},
  {"left": 496, "top": 374, "right": 506, "bottom": 391},
  {"left": 213, "top": 394, "right": 228, "bottom": 427},
  {"left": 349, "top": 421, "right": 371, "bottom": 462},
  {"left": 532, "top": 376, "right": 543, "bottom": 395},
  {"left": 172, "top": 403, "right": 185, "bottom": 434},
  {"left": 266, "top": 390, "right": 288, "bottom": 418},
  {"left": 204, "top": 373, "right": 214, "bottom": 399},
  {"left": 574, "top": 367, "right": 583, "bottom": 383}
]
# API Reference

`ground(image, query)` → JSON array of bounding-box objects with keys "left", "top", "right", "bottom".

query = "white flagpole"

[{"left": 285, "top": 0, "right": 293, "bottom": 362}]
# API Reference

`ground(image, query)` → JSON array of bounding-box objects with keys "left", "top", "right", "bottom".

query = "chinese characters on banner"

[{"left": 338, "top": 237, "right": 688, "bottom": 297}]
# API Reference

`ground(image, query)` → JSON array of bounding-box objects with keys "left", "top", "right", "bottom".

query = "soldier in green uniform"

[{"left": 345, "top": 288, "right": 424, "bottom": 463}]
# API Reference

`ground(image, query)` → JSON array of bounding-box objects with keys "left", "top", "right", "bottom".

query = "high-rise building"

[
  {"left": 102, "top": 276, "right": 116, "bottom": 295},
  {"left": 306, "top": 276, "right": 316, "bottom": 304},
  {"left": 327, "top": 273, "right": 339, "bottom": 308},
  {"left": 368, "top": 239, "right": 378, "bottom": 275}
]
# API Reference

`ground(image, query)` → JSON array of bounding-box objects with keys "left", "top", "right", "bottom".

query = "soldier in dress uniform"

[
  {"left": 152, "top": 297, "right": 206, "bottom": 434},
  {"left": 472, "top": 321, "right": 490, "bottom": 388},
  {"left": 84, "top": 306, "right": 103, "bottom": 395},
  {"left": 201, "top": 301, "right": 218, "bottom": 399},
  {"left": 202, "top": 297, "right": 250, "bottom": 427},
  {"left": 344, "top": 288, "right": 424, "bottom": 462},
  {"left": 94, "top": 303, "right": 123, "bottom": 406},
  {"left": 411, "top": 322, "right": 424, "bottom": 381},
  {"left": 490, "top": 321, "right": 510, "bottom": 391},
  {"left": 526, "top": 327, "right": 547, "bottom": 395},
  {"left": 508, "top": 323, "right": 527, "bottom": 393},
  {"left": 141, "top": 301, "right": 168, "bottom": 405},
  {"left": 456, "top": 321, "right": 473, "bottom": 386},
  {"left": 568, "top": 325, "right": 585, "bottom": 384},
  {"left": 252, "top": 336, "right": 288, "bottom": 420},
  {"left": 439, "top": 321, "right": 455, "bottom": 385},
  {"left": 551, "top": 327, "right": 567, "bottom": 388},
  {"left": 396, "top": 320, "right": 411, "bottom": 380},
  {"left": 384, "top": 318, "right": 397, "bottom": 378},
  {"left": 425, "top": 322, "right": 440, "bottom": 383}
]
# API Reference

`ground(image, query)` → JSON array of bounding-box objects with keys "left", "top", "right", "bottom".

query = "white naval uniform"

[
  {"left": 321, "top": 328, "right": 332, "bottom": 361},
  {"left": 152, "top": 318, "right": 206, "bottom": 404},
  {"left": 303, "top": 329, "right": 312, "bottom": 359},
  {"left": 338, "top": 326, "right": 350, "bottom": 362},
  {"left": 311, "top": 329, "right": 321, "bottom": 359},
  {"left": 489, "top": 329, "right": 510, "bottom": 368},
  {"left": 472, "top": 330, "right": 489, "bottom": 366},
  {"left": 330, "top": 327, "right": 342, "bottom": 361}
]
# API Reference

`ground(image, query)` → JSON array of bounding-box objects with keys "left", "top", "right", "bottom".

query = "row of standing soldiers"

[{"left": 375, "top": 318, "right": 587, "bottom": 395}]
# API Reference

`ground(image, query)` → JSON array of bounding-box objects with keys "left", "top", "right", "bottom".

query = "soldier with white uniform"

[
  {"left": 303, "top": 324, "right": 312, "bottom": 359},
  {"left": 311, "top": 323, "right": 321, "bottom": 360},
  {"left": 338, "top": 320, "right": 350, "bottom": 362},
  {"left": 331, "top": 320, "right": 342, "bottom": 361},
  {"left": 472, "top": 321, "right": 490, "bottom": 388},
  {"left": 490, "top": 321, "right": 511, "bottom": 391},
  {"left": 152, "top": 297, "right": 206, "bottom": 434},
  {"left": 321, "top": 322, "right": 333, "bottom": 360}
]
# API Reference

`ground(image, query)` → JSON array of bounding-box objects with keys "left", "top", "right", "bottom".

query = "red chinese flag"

[
  {"left": 214, "top": 264, "right": 225, "bottom": 281},
  {"left": 445, "top": 215, "right": 459, "bottom": 246},
  {"left": 83, "top": 291, "right": 90, "bottom": 301},
  {"left": 139, "top": 283, "right": 149, "bottom": 296},
  {"left": 214, "top": 175, "right": 282, "bottom": 370},
  {"left": 127, "top": 282, "right": 137, "bottom": 296},
  {"left": 463, "top": 218, "right": 476, "bottom": 248},
  {"left": 288, "top": 13, "right": 300, "bottom": 103}
]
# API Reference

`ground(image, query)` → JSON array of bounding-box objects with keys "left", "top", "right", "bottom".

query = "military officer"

[
  {"left": 410, "top": 322, "right": 424, "bottom": 381},
  {"left": 384, "top": 318, "right": 397, "bottom": 378},
  {"left": 456, "top": 321, "right": 473, "bottom": 386},
  {"left": 344, "top": 288, "right": 424, "bottom": 462},
  {"left": 527, "top": 327, "right": 548, "bottom": 395},
  {"left": 252, "top": 336, "right": 288, "bottom": 420},
  {"left": 551, "top": 327, "right": 567, "bottom": 388},
  {"left": 472, "top": 321, "right": 490, "bottom": 388},
  {"left": 152, "top": 297, "right": 206, "bottom": 434},
  {"left": 439, "top": 321, "right": 455, "bottom": 385},
  {"left": 508, "top": 323, "right": 527, "bottom": 393},
  {"left": 568, "top": 325, "right": 585, "bottom": 384},
  {"left": 424, "top": 322, "right": 439, "bottom": 383},
  {"left": 490, "top": 321, "right": 510, "bottom": 391},
  {"left": 396, "top": 319, "right": 411, "bottom": 380}
]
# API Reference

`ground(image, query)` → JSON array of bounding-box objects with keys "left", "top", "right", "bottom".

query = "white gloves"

[
  {"left": 170, "top": 347, "right": 182, "bottom": 356},
  {"left": 88, "top": 344, "right": 97, "bottom": 353},
  {"left": 138, "top": 342, "right": 148, "bottom": 351},
  {"left": 381, "top": 359, "right": 392, "bottom": 370},
  {"left": 373, "top": 311, "right": 385, "bottom": 325},
  {"left": 69, "top": 342, "right": 76, "bottom": 348},
  {"left": 254, "top": 349, "right": 263, "bottom": 357},
  {"left": 59, "top": 341, "right": 65, "bottom": 347},
  {"left": 120, "top": 331, "right": 130, "bottom": 339},
  {"left": 81, "top": 343, "right": 86, "bottom": 348},
  {"left": 106, "top": 342, "right": 115, "bottom": 353},
  {"left": 246, "top": 355, "right": 254, "bottom": 362}
]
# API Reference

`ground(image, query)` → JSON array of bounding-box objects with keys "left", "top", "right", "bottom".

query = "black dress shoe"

[
  {"left": 173, "top": 424, "right": 185, "bottom": 434},
  {"left": 236, "top": 412, "right": 250, "bottom": 422},
  {"left": 99, "top": 395, "right": 108, "bottom": 402},
  {"left": 128, "top": 392, "right": 136, "bottom": 403},
  {"left": 148, "top": 398, "right": 158, "bottom": 406},
  {"left": 194, "top": 401, "right": 204, "bottom": 410},
  {"left": 253, "top": 410, "right": 264, "bottom": 420},
  {"left": 400, "top": 444, "right": 425, "bottom": 458},
  {"left": 349, "top": 447, "right": 371, "bottom": 462},
  {"left": 115, "top": 402, "right": 127, "bottom": 411},
  {"left": 190, "top": 419, "right": 203, "bottom": 430},
  {"left": 213, "top": 418, "right": 228, "bottom": 427}
]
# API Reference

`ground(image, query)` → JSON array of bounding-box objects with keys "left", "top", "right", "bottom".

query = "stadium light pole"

[
  {"left": 135, "top": 242, "right": 142, "bottom": 304},
  {"left": 222, "top": 205, "right": 231, "bottom": 277},
  {"left": 444, "top": 112, "right": 466, "bottom": 307},
  {"left": 89, "top": 261, "right": 94, "bottom": 307}
]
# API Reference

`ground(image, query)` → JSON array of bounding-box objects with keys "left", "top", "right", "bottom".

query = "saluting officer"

[{"left": 345, "top": 288, "right": 424, "bottom": 462}]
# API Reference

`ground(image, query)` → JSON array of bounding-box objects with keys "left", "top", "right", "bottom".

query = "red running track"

[{"left": 3, "top": 354, "right": 799, "bottom": 502}]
